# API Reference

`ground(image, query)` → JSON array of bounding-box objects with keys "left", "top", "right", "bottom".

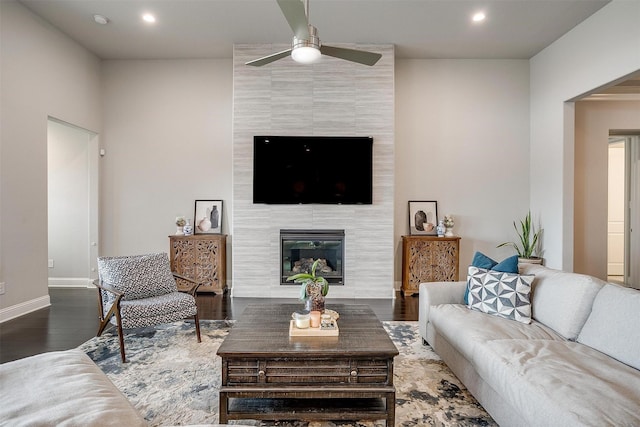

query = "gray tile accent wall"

[{"left": 232, "top": 44, "right": 394, "bottom": 298}]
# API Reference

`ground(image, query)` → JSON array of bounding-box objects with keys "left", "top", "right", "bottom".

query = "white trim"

[
  {"left": 628, "top": 137, "right": 640, "bottom": 288},
  {"left": 0, "top": 295, "right": 51, "bottom": 323},
  {"left": 48, "top": 277, "right": 94, "bottom": 288}
]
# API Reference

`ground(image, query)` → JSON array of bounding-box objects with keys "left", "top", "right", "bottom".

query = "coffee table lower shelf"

[{"left": 219, "top": 387, "right": 395, "bottom": 425}]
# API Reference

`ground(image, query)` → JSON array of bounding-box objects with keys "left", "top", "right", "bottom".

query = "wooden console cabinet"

[
  {"left": 169, "top": 234, "right": 227, "bottom": 293},
  {"left": 401, "top": 235, "right": 461, "bottom": 296}
]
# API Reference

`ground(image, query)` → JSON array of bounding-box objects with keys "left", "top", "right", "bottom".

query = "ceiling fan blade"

[
  {"left": 320, "top": 45, "right": 382, "bottom": 66},
  {"left": 277, "top": 0, "right": 310, "bottom": 40},
  {"left": 245, "top": 49, "right": 292, "bottom": 67}
]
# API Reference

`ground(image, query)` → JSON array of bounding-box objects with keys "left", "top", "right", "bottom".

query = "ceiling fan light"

[
  {"left": 93, "top": 14, "right": 109, "bottom": 25},
  {"left": 291, "top": 46, "right": 321, "bottom": 64}
]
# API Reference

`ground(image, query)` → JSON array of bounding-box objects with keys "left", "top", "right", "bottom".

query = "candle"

[
  {"left": 310, "top": 311, "right": 321, "bottom": 328},
  {"left": 292, "top": 311, "right": 310, "bottom": 329}
]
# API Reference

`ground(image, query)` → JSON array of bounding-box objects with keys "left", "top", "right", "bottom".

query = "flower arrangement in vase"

[
  {"left": 443, "top": 214, "right": 455, "bottom": 237},
  {"left": 175, "top": 216, "right": 186, "bottom": 235}
]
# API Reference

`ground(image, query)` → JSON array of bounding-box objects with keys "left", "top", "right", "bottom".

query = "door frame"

[
  {"left": 609, "top": 132, "right": 640, "bottom": 288},
  {"left": 47, "top": 117, "right": 99, "bottom": 288}
]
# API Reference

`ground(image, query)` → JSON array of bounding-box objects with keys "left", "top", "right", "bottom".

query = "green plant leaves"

[
  {"left": 286, "top": 259, "right": 330, "bottom": 300},
  {"left": 497, "top": 210, "right": 541, "bottom": 258}
]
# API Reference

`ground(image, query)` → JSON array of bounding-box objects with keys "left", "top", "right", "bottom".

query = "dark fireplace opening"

[{"left": 280, "top": 229, "right": 345, "bottom": 286}]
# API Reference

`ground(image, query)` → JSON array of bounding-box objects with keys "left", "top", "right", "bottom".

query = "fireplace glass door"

[{"left": 280, "top": 230, "right": 345, "bottom": 286}]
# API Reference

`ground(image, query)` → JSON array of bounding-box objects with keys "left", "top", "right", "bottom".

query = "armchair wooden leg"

[
  {"left": 96, "top": 317, "right": 110, "bottom": 337},
  {"left": 194, "top": 313, "right": 202, "bottom": 343},
  {"left": 114, "top": 310, "right": 126, "bottom": 363},
  {"left": 97, "top": 302, "right": 118, "bottom": 337},
  {"left": 96, "top": 300, "right": 127, "bottom": 363}
]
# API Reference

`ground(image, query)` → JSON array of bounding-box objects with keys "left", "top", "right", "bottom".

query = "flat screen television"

[{"left": 253, "top": 136, "right": 373, "bottom": 205}]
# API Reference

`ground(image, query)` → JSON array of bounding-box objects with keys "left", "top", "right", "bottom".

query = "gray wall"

[
  {"left": 530, "top": 0, "right": 640, "bottom": 269},
  {"left": 0, "top": 0, "right": 101, "bottom": 320},
  {"left": 100, "top": 59, "right": 233, "bottom": 264},
  {"left": 394, "top": 59, "right": 531, "bottom": 280}
]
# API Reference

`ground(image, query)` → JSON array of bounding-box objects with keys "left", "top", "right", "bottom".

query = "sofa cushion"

[
  {"left": 519, "top": 264, "right": 606, "bottom": 340},
  {"left": 577, "top": 284, "right": 640, "bottom": 370},
  {"left": 98, "top": 253, "right": 177, "bottom": 301},
  {"left": 0, "top": 349, "right": 146, "bottom": 426},
  {"left": 464, "top": 252, "right": 518, "bottom": 304},
  {"left": 471, "top": 251, "right": 498, "bottom": 269},
  {"left": 464, "top": 252, "right": 497, "bottom": 304},
  {"left": 467, "top": 266, "right": 534, "bottom": 324},
  {"left": 473, "top": 339, "right": 640, "bottom": 427},
  {"left": 492, "top": 255, "right": 519, "bottom": 273},
  {"left": 118, "top": 292, "right": 198, "bottom": 329},
  {"left": 429, "top": 304, "right": 563, "bottom": 364}
]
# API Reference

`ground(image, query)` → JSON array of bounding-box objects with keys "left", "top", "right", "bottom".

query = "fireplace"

[{"left": 280, "top": 229, "right": 345, "bottom": 286}]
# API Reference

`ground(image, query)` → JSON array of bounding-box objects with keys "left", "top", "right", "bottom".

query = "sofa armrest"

[{"left": 418, "top": 281, "right": 467, "bottom": 341}]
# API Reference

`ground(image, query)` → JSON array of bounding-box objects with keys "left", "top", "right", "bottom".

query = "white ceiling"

[
  {"left": 19, "top": 0, "right": 640, "bottom": 99},
  {"left": 19, "top": 0, "right": 611, "bottom": 60}
]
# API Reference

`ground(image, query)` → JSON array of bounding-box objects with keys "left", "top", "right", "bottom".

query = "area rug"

[{"left": 78, "top": 320, "right": 496, "bottom": 426}]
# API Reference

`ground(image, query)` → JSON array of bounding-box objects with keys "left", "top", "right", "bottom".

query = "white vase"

[
  {"left": 198, "top": 217, "right": 211, "bottom": 232},
  {"left": 183, "top": 220, "right": 193, "bottom": 236},
  {"left": 175, "top": 226, "right": 184, "bottom": 235},
  {"left": 445, "top": 227, "right": 454, "bottom": 237}
]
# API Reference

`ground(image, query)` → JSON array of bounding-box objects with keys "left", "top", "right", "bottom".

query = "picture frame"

[
  {"left": 408, "top": 200, "right": 438, "bottom": 235},
  {"left": 194, "top": 200, "right": 223, "bottom": 234}
]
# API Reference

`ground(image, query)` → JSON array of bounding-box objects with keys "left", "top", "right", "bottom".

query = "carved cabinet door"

[
  {"left": 401, "top": 235, "right": 460, "bottom": 296},
  {"left": 169, "top": 234, "right": 227, "bottom": 293}
]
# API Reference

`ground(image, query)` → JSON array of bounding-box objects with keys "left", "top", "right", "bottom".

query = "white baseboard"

[
  {"left": 48, "top": 277, "right": 94, "bottom": 288},
  {"left": 0, "top": 295, "right": 51, "bottom": 323}
]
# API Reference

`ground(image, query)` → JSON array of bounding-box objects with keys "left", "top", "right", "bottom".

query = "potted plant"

[
  {"left": 175, "top": 216, "right": 186, "bottom": 235},
  {"left": 497, "top": 211, "right": 543, "bottom": 264},
  {"left": 287, "top": 259, "right": 329, "bottom": 312}
]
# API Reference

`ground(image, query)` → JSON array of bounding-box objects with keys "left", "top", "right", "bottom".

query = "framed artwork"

[
  {"left": 194, "top": 200, "right": 223, "bottom": 234},
  {"left": 408, "top": 200, "right": 438, "bottom": 235}
]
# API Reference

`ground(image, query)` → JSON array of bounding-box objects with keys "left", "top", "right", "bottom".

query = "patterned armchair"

[{"left": 95, "top": 252, "right": 201, "bottom": 362}]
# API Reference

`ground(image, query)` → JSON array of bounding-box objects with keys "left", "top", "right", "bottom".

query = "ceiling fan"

[{"left": 246, "top": 0, "right": 382, "bottom": 67}]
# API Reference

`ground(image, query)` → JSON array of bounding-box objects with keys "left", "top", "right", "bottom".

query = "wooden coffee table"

[{"left": 217, "top": 303, "right": 398, "bottom": 425}]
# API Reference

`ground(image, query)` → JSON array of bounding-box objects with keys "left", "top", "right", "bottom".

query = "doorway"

[
  {"left": 47, "top": 118, "right": 99, "bottom": 288},
  {"left": 607, "top": 135, "right": 639, "bottom": 288}
]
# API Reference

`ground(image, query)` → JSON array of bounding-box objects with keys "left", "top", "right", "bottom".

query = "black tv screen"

[{"left": 253, "top": 136, "right": 373, "bottom": 205}]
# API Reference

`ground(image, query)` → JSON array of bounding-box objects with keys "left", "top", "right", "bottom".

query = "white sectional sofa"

[
  {"left": 419, "top": 264, "right": 640, "bottom": 427},
  {"left": 0, "top": 349, "right": 147, "bottom": 426},
  {"left": 0, "top": 349, "right": 254, "bottom": 426}
]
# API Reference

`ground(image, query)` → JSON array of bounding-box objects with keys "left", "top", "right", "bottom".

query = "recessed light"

[
  {"left": 472, "top": 12, "right": 486, "bottom": 22},
  {"left": 142, "top": 13, "right": 156, "bottom": 23},
  {"left": 93, "top": 14, "right": 109, "bottom": 25}
]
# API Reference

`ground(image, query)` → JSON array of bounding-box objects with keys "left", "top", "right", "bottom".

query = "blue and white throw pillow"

[
  {"left": 464, "top": 252, "right": 519, "bottom": 304},
  {"left": 467, "top": 266, "right": 534, "bottom": 324}
]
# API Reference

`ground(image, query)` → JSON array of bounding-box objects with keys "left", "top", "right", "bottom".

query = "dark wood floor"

[{"left": 0, "top": 288, "right": 418, "bottom": 363}]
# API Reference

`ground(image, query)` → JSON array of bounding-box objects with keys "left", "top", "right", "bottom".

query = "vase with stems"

[
  {"left": 304, "top": 282, "right": 326, "bottom": 312},
  {"left": 286, "top": 259, "right": 329, "bottom": 313}
]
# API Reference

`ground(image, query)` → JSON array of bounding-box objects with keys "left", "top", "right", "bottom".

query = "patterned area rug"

[{"left": 78, "top": 320, "right": 496, "bottom": 426}]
